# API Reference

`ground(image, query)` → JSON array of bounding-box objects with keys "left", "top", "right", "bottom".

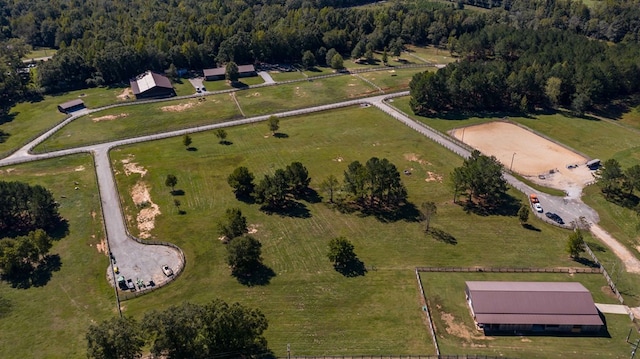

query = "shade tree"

[
  {"left": 217, "top": 208, "right": 248, "bottom": 240},
  {"left": 226, "top": 235, "right": 263, "bottom": 276},
  {"left": 227, "top": 166, "right": 255, "bottom": 198}
]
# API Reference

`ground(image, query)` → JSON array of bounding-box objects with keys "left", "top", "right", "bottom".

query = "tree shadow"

[
  {"left": 186, "top": 147, "right": 198, "bottom": 151},
  {"left": 231, "top": 81, "right": 249, "bottom": 89},
  {"left": 603, "top": 189, "right": 639, "bottom": 209},
  {"left": 171, "top": 189, "right": 185, "bottom": 196},
  {"left": 232, "top": 263, "right": 276, "bottom": 286},
  {"left": 0, "top": 129, "right": 10, "bottom": 143},
  {"left": 296, "top": 188, "right": 322, "bottom": 204},
  {"left": 178, "top": 210, "right": 187, "bottom": 215},
  {"left": 0, "top": 296, "right": 12, "bottom": 318},
  {"left": 334, "top": 258, "right": 367, "bottom": 277},
  {"left": 235, "top": 192, "right": 256, "bottom": 204},
  {"left": 273, "top": 133, "right": 288, "bottom": 138},
  {"left": 4, "top": 254, "right": 62, "bottom": 289},
  {"left": 522, "top": 223, "right": 541, "bottom": 232},
  {"left": 48, "top": 218, "right": 70, "bottom": 240},
  {"left": 575, "top": 256, "right": 600, "bottom": 268},
  {"left": 461, "top": 194, "right": 520, "bottom": 217},
  {"left": 0, "top": 112, "right": 17, "bottom": 125},
  {"left": 220, "top": 140, "right": 233, "bottom": 145},
  {"left": 260, "top": 200, "right": 311, "bottom": 218},
  {"left": 429, "top": 227, "right": 457, "bottom": 245},
  {"left": 30, "top": 254, "right": 62, "bottom": 287},
  {"left": 361, "top": 202, "right": 422, "bottom": 223},
  {"left": 587, "top": 242, "right": 607, "bottom": 252}
]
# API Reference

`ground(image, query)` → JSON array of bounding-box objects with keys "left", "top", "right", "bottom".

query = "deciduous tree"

[
  {"left": 327, "top": 236, "right": 356, "bottom": 267},
  {"left": 182, "top": 134, "right": 192, "bottom": 149},
  {"left": 227, "top": 166, "right": 255, "bottom": 198},
  {"left": 217, "top": 208, "right": 248, "bottom": 240},
  {"left": 320, "top": 175, "right": 339, "bottom": 203},
  {"left": 518, "top": 204, "right": 529, "bottom": 225},
  {"left": 86, "top": 316, "right": 144, "bottom": 359},
  {"left": 165, "top": 174, "right": 178, "bottom": 194},
  {"left": 267, "top": 116, "right": 279, "bottom": 135},
  {"left": 286, "top": 161, "right": 311, "bottom": 196},
  {"left": 226, "top": 235, "right": 263, "bottom": 276},
  {"left": 225, "top": 61, "right": 239, "bottom": 82},
  {"left": 420, "top": 201, "right": 437, "bottom": 232},
  {"left": 566, "top": 229, "right": 585, "bottom": 259},
  {"left": 215, "top": 129, "right": 228, "bottom": 144}
]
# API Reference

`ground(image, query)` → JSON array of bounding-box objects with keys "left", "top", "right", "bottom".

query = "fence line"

[
  {"left": 416, "top": 266, "right": 601, "bottom": 273},
  {"left": 415, "top": 269, "right": 440, "bottom": 356}
]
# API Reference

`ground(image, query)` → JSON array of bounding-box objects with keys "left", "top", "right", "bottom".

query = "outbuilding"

[
  {"left": 203, "top": 64, "right": 257, "bottom": 81},
  {"left": 465, "top": 281, "right": 604, "bottom": 334},
  {"left": 586, "top": 159, "right": 601, "bottom": 170},
  {"left": 57, "top": 99, "right": 86, "bottom": 114},
  {"left": 130, "top": 71, "right": 175, "bottom": 99}
]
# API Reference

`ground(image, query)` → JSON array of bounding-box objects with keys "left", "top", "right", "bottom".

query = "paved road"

[{"left": 2, "top": 88, "right": 640, "bottom": 294}]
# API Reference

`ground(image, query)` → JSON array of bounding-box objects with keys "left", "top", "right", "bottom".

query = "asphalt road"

[{"left": 2, "top": 88, "right": 639, "bottom": 294}]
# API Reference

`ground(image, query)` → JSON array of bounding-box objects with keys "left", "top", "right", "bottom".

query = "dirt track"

[{"left": 450, "top": 122, "right": 594, "bottom": 196}]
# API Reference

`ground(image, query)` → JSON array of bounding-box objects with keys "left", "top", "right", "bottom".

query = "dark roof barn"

[
  {"left": 57, "top": 99, "right": 86, "bottom": 114},
  {"left": 130, "top": 71, "right": 175, "bottom": 99}
]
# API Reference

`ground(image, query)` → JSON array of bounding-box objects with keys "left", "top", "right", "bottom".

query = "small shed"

[
  {"left": 466, "top": 281, "right": 603, "bottom": 334},
  {"left": 57, "top": 99, "right": 86, "bottom": 114}
]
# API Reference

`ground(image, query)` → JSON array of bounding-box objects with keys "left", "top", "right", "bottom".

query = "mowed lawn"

[
  {"left": 0, "top": 86, "right": 133, "bottom": 158},
  {"left": 236, "top": 75, "right": 378, "bottom": 117},
  {"left": 110, "top": 106, "right": 597, "bottom": 357},
  {"left": 421, "top": 272, "right": 634, "bottom": 359},
  {"left": 0, "top": 155, "right": 114, "bottom": 359},
  {"left": 357, "top": 68, "right": 435, "bottom": 93},
  {"left": 392, "top": 96, "right": 640, "bottom": 305},
  {"left": 36, "top": 93, "right": 242, "bottom": 152}
]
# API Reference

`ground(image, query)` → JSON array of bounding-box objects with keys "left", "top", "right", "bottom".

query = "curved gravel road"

[{"left": 2, "top": 89, "right": 639, "bottom": 295}]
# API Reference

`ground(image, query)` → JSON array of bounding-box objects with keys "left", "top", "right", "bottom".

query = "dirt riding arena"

[{"left": 450, "top": 121, "right": 594, "bottom": 193}]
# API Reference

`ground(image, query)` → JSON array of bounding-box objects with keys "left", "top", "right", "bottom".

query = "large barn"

[
  {"left": 57, "top": 99, "right": 86, "bottom": 114},
  {"left": 465, "top": 281, "right": 604, "bottom": 334},
  {"left": 130, "top": 71, "right": 175, "bottom": 99}
]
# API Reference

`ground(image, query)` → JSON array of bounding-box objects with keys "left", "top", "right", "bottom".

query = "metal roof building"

[
  {"left": 130, "top": 71, "right": 175, "bottom": 99},
  {"left": 203, "top": 64, "right": 257, "bottom": 81},
  {"left": 465, "top": 281, "right": 604, "bottom": 334},
  {"left": 57, "top": 99, "right": 86, "bottom": 113}
]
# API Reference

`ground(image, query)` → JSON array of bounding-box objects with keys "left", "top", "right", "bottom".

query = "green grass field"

[
  {"left": 420, "top": 272, "right": 634, "bottom": 358},
  {"left": 405, "top": 45, "right": 459, "bottom": 65},
  {"left": 0, "top": 154, "right": 113, "bottom": 359},
  {"left": 0, "top": 86, "right": 136, "bottom": 158},
  {"left": 357, "top": 68, "right": 434, "bottom": 93},
  {"left": 105, "top": 105, "right": 606, "bottom": 357},
  {"left": 35, "top": 93, "right": 242, "bottom": 152},
  {"left": 235, "top": 75, "right": 378, "bottom": 117}
]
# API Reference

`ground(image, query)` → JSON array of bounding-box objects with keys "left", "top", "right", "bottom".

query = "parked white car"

[
  {"left": 534, "top": 203, "right": 543, "bottom": 213},
  {"left": 162, "top": 265, "right": 174, "bottom": 277}
]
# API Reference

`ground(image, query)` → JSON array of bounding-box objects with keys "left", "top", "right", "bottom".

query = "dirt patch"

[
  {"left": 121, "top": 156, "right": 147, "bottom": 177},
  {"left": 91, "top": 210, "right": 96, "bottom": 220},
  {"left": 92, "top": 113, "right": 128, "bottom": 122},
  {"left": 404, "top": 153, "right": 431, "bottom": 165},
  {"left": 450, "top": 122, "right": 593, "bottom": 193},
  {"left": 425, "top": 171, "right": 443, "bottom": 183},
  {"left": 441, "top": 311, "right": 489, "bottom": 342},
  {"left": 601, "top": 285, "right": 617, "bottom": 299},
  {"left": 74, "top": 165, "right": 85, "bottom": 171},
  {"left": 95, "top": 237, "right": 107, "bottom": 254},
  {"left": 160, "top": 101, "right": 197, "bottom": 112},
  {"left": 248, "top": 224, "right": 259, "bottom": 234},
  {"left": 245, "top": 92, "right": 261, "bottom": 97},
  {"left": 130, "top": 182, "right": 161, "bottom": 239},
  {"left": 117, "top": 88, "right": 133, "bottom": 100},
  {"left": 333, "top": 156, "right": 344, "bottom": 162}
]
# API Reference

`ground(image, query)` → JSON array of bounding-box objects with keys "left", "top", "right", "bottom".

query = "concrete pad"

[{"left": 595, "top": 303, "right": 629, "bottom": 314}]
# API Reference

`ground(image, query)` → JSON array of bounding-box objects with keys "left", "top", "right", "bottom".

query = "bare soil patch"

[
  {"left": 160, "top": 101, "right": 198, "bottom": 112},
  {"left": 130, "top": 181, "right": 161, "bottom": 239},
  {"left": 404, "top": 153, "right": 431, "bottom": 165},
  {"left": 95, "top": 237, "right": 107, "bottom": 254},
  {"left": 91, "top": 113, "right": 128, "bottom": 122},
  {"left": 425, "top": 171, "right": 443, "bottom": 183},
  {"left": 121, "top": 156, "right": 147, "bottom": 177},
  {"left": 117, "top": 88, "right": 133, "bottom": 100},
  {"left": 440, "top": 312, "right": 487, "bottom": 342},
  {"left": 74, "top": 165, "right": 85, "bottom": 171},
  {"left": 450, "top": 122, "right": 594, "bottom": 192}
]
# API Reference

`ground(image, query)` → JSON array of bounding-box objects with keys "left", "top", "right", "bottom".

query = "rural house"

[
  {"left": 130, "top": 71, "right": 176, "bottom": 99},
  {"left": 465, "top": 281, "right": 604, "bottom": 334}
]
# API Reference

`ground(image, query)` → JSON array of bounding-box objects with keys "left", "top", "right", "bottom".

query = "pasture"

[
  {"left": 420, "top": 272, "right": 634, "bottom": 358},
  {"left": 0, "top": 155, "right": 113, "bottom": 359},
  {"left": 110, "top": 105, "right": 603, "bottom": 357}
]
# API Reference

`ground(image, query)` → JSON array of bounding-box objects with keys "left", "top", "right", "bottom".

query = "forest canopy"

[
  {"left": 1, "top": 0, "right": 640, "bottom": 109},
  {"left": 0, "top": 181, "right": 62, "bottom": 237}
]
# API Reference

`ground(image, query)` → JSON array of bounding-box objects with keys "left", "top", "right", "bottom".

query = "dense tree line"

[
  {"left": 411, "top": 25, "right": 640, "bottom": 115},
  {"left": 2, "top": 0, "right": 639, "bottom": 101},
  {"left": 87, "top": 299, "right": 269, "bottom": 359},
  {"left": 0, "top": 181, "right": 62, "bottom": 236}
]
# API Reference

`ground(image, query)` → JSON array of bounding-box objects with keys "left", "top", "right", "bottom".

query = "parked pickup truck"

[{"left": 530, "top": 193, "right": 539, "bottom": 203}]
